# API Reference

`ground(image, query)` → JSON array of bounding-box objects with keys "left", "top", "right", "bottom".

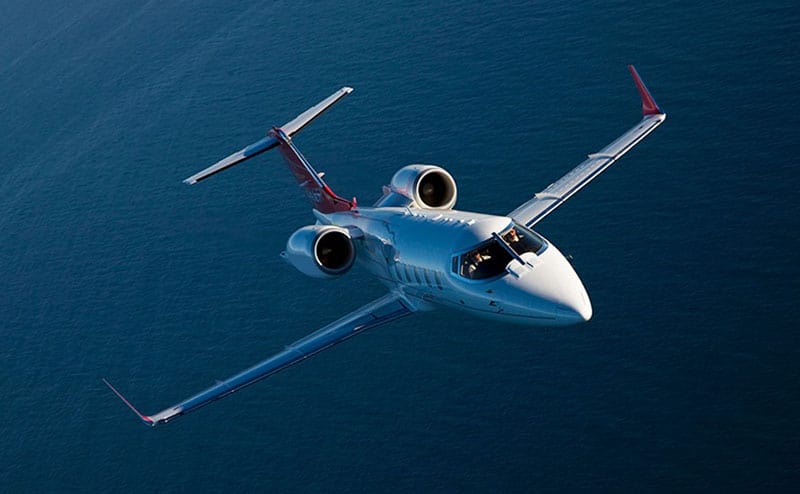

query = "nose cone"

[
  {"left": 556, "top": 296, "right": 593, "bottom": 323},
  {"left": 549, "top": 270, "right": 592, "bottom": 325},
  {"left": 512, "top": 244, "right": 592, "bottom": 326}
]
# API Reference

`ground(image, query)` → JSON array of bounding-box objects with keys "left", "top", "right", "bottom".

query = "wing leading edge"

[
  {"left": 104, "top": 293, "right": 415, "bottom": 427},
  {"left": 509, "top": 65, "right": 666, "bottom": 228}
]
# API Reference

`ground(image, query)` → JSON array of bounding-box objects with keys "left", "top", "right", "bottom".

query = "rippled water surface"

[{"left": 1, "top": 0, "right": 798, "bottom": 491}]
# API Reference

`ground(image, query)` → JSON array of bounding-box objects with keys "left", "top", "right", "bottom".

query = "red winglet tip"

[
  {"left": 628, "top": 65, "right": 662, "bottom": 116},
  {"left": 102, "top": 378, "right": 154, "bottom": 426}
]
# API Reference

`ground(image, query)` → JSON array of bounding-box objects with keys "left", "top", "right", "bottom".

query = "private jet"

[{"left": 104, "top": 65, "right": 666, "bottom": 426}]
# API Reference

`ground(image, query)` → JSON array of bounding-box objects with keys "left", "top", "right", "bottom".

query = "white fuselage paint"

[{"left": 322, "top": 207, "right": 592, "bottom": 326}]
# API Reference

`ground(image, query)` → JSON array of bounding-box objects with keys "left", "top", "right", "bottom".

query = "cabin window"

[
  {"left": 434, "top": 271, "right": 444, "bottom": 290},
  {"left": 423, "top": 269, "right": 434, "bottom": 287},
  {"left": 413, "top": 266, "right": 424, "bottom": 285}
]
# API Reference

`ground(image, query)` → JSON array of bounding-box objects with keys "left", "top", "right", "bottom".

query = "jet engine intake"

[
  {"left": 389, "top": 164, "right": 457, "bottom": 209},
  {"left": 284, "top": 225, "right": 356, "bottom": 279}
]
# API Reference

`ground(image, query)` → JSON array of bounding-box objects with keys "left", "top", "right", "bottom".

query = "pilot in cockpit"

[
  {"left": 465, "top": 249, "right": 492, "bottom": 278},
  {"left": 504, "top": 227, "right": 522, "bottom": 251}
]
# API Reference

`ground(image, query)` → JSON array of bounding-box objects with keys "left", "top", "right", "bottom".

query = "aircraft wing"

[
  {"left": 104, "top": 292, "right": 414, "bottom": 427},
  {"left": 508, "top": 66, "right": 666, "bottom": 228}
]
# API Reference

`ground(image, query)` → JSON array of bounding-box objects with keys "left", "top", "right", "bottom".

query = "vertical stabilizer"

[{"left": 271, "top": 128, "right": 355, "bottom": 213}]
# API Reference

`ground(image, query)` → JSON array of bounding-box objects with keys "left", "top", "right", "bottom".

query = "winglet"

[
  {"left": 628, "top": 65, "right": 663, "bottom": 116},
  {"left": 102, "top": 378, "right": 155, "bottom": 427}
]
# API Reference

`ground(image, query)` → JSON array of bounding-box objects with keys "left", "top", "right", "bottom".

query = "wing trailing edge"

[{"left": 104, "top": 293, "right": 414, "bottom": 427}]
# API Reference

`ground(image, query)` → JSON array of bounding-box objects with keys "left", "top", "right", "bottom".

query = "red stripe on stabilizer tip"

[
  {"left": 102, "top": 378, "right": 154, "bottom": 424},
  {"left": 628, "top": 65, "right": 662, "bottom": 115}
]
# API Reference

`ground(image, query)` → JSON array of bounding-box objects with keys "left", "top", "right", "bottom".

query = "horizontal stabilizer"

[
  {"left": 281, "top": 86, "right": 353, "bottom": 136},
  {"left": 183, "top": 136, "right": 279, "bottom": 185},
  {"left": 184, "top": 87, "right": 353, "bottom": 185}
]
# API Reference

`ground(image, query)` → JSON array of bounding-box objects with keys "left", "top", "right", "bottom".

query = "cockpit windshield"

[{"left": 454, "top": 222, "right": 547, "bottom": 280}]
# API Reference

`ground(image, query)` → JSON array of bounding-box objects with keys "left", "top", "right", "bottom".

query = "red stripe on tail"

[{"left": 271, "top": 128, "right": 354, "bottom": 214}]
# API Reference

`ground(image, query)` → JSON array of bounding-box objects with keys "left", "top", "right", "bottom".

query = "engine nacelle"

[
  {"left": 284, "top": 225, "right": 356, "bottom": 279},
  {"left": 389, "top": 164, "right": 457, "bottom": 210}
]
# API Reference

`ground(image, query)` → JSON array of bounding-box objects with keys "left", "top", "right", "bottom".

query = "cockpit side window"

[
  {"left": 502, "top": 222, "right": 547, "bottom": 256},
  {"left": 459, "top": 240, "right": 513, "bottom": 280}
]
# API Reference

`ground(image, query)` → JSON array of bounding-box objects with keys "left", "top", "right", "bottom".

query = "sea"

[{"left": 1, "top": 0, "right": 798, "bottom": 491}]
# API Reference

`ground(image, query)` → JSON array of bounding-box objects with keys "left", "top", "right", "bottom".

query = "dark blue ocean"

[{"left": 2, "top": 0, "right": 798, "bottom": 491}]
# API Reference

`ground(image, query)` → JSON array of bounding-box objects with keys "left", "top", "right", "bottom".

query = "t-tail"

[{"left": 183, "top": 87, "right": 355, "bottom": 214}]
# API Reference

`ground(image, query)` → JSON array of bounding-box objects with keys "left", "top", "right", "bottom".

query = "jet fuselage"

[{"left": 324, "top": 207, "right": 592, "bottom": 326}]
